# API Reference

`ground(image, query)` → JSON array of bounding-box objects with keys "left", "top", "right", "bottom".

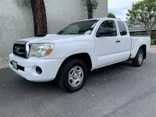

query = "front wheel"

[
  {"left": 132, "top": 49, "right": 144, "bottom": 67},
  {"left": 56, "top": 59, "right": 88, "bottom": 93}
]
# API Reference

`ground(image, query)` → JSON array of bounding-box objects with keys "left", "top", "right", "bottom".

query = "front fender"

[{"left": 50, "top": 40, "right": 97, "bottom": 69}]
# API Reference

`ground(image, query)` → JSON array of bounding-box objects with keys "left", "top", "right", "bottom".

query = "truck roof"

[{"left": 78, "top": 17, "right": 123, "bottom": 22}]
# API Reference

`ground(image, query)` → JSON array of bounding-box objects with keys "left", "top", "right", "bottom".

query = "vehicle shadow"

[
  {"left": 0, "top": 61, "right": 139, "bottom": 105},
  {"left": 14, "top": 61, "right": 133, "bottom": 94},
  {"left": 88, "top": 61, "right": 132, "bottom": 80},
  {"left": 90, "top": 61, "right": 132, "bottom": 75}
]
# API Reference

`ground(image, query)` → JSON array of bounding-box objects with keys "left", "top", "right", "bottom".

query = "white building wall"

[
  {"left": 94, "top": 0, "right": 108, "bottom": 18},
  {"left": 0, "top": 0, "right": 108, "bottom": 57},
  {"left": 0, "top": 0, "right": 34, "bottom": 58},
  {"left": 45, "top": 0, "right": 87, "bottom": 33}
]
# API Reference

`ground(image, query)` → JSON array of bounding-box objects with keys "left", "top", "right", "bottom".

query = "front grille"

[{"left": 13, "top": 41, "right": 28, "bottom": 58}]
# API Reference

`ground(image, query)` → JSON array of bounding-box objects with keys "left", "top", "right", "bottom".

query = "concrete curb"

[
  {"left": 151, "top": 45, "right": 156, "bottom": 48},
  {"left": 150, "top": 46, "right": 156, "bottom": 53},
  {"left": 0, "top": 58, "right": 8, "bottom": 69}
]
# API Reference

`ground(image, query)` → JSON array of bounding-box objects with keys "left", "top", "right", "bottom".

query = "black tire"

[
  {"left": 132, "top": 49, "right": 144, "bottom": 67},
  {"left": 56, "top": 59, "right": 88, "bottom": 93}
]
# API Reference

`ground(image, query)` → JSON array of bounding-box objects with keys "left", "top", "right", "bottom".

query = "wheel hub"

[
  {"left": 68, "top": 66, "right": 84, "bottom": 88},
  {"left": 138, "top": 53, "right": 143, "bottom": 65}
]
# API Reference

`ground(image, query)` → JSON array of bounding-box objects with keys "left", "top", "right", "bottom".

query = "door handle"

[{"left": 116, "top": 40, "right": 121, "bottom": 43}]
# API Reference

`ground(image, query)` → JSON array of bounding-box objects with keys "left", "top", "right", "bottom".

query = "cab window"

[
  {"left": 118, "top": 21, "right": 127, "bottom": 36},
  {"left": 96, "top": 20, "right": 117, "bottom": 37}
]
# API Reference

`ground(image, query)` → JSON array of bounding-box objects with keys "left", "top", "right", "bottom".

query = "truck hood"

[{"left": 19, "top": 34, "right": 86, "bottom": 43}]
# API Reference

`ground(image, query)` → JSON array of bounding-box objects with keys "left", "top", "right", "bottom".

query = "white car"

[{"left": 9, "top": 18, "right": 151, "bottom": 92}]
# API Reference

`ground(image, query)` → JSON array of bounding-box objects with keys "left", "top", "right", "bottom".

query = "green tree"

[
  {"left": 108, "top": 13, "right": 116, "bottom": 18},
  {"left": 83, "top": 0, "right": 98, "bottom": 19},
  {"left": 15, "top": 0, "right": 47, "bottom": 37},
  {"left": 126, "top": 0, "right": 156, "bottom": 36}
]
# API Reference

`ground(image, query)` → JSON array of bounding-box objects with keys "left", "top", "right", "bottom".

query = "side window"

[
  {"left": 118, "top": 21, "right": 127, "bottom": 36},
  {"left": 96, "top": 20, "right": 117, "bottom": 37}
]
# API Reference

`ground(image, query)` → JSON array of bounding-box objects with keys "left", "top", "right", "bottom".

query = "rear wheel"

[
  {"left": 56, "top": 59, "right": 88, "bottom": 93},
  {"left": 132, "top": 49, "right": 144, "bottom": 67}
]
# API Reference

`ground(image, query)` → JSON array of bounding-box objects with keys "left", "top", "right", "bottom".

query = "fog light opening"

[{"left": 36, "top": 66, "right": 42, "bottom": 75}]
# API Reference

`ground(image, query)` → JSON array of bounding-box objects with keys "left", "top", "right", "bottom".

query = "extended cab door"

[
  {"left": 116, "top": 21, "right": 131, "bottom": 55},
  {"left": 96, "top": 20, "right": 131, "bottom": 68}
]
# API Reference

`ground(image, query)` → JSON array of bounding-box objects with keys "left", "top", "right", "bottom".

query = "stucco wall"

[
  {"left": 0, "top": 0, "right": 33, "bottom": 58},
  {"left": 94, "top": 0, "right": 108, "bottom": 18},
  {"left": 0, "top": 0, "right": 108, "bottom": 57},
  {"left": 45, "top": 0, "right": 87, "bottom": 33}
]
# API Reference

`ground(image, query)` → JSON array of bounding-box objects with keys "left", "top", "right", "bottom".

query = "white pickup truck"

[{"left": 9, "top": 18, "right": 151, "bottom": 92}]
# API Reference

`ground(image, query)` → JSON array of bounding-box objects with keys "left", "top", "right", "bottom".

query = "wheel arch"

[
  {"left": 138, "top": 44, "right": 147, "bottom": 59},
  {"left": 131, "top": 44, "right": 147, "bottom": 59},
  {"left": 57, "top": 53, "right": 93, "bottom": 74}
]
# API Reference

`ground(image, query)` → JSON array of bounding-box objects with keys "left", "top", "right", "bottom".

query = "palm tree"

[
  {"left": 83, "top": 0, "right": 98, "bottom": 19},
  {"left": 15, "top": 0, "right": 47, "bottom": 37},
  {"left": 31, "top": 0, "right": 47, "bottom": 36}
]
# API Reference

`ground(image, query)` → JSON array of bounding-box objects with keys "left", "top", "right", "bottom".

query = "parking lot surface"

[{"left": 0, "top": 53, "right": 156, "bottom": 117}]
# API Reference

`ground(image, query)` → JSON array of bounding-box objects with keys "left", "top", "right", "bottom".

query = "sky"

[{"left": 108, "top": 0, "right": 139, "bottom": 21}]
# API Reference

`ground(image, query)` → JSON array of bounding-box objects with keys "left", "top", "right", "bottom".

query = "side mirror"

[
  {"left": 96, "top": 28, "right": 113, "bottom": 37},
  {"left": 84, "top": 30, "right": 92, "bottom": 35},
  {"left": 120, "top": 31, "right": 127, "bottom": 36}
]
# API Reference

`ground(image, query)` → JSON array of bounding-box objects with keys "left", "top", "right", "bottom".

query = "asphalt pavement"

[{"left": 0, "top": 53, "right": 156, "bottom": 117}]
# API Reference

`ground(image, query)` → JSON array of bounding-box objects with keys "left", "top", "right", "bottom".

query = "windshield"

[{"left": 57, "top": 20, "right": 98, "bottom": 35}]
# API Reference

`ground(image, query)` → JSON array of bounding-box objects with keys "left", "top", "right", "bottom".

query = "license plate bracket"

[{"left": 12, "top": 61, "right": 18, "bottom": 70}]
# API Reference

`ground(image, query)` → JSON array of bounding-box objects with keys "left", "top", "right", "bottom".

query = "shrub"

[
  {"left": 151, "top": 31, "right": 156, "bottom": 40},
  {"left": 130, "top": 31, "right": 147, "bottom": 36},
  {"left": 152, "top": 39, "right": 156, "bottom": 45}
]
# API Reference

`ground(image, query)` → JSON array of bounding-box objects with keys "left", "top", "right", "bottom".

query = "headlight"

[{"left": 29, "top": 43, "right": 55, "bottom": 57}]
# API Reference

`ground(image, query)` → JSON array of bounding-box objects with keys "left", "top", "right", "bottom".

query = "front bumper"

[{"left": 9, "top": 53, "right": 63, "bottom": 82}]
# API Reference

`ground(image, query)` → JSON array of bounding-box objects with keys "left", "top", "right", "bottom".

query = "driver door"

[{"left": 96, "top": 20, "right": 120, "bottom": 67}]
